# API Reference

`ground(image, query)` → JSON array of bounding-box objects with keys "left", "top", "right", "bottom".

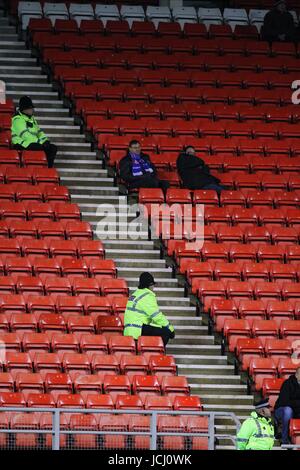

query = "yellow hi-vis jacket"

[
  {"left": 11, "top": 111, "right": 48, "bottom": 148},
  {"left": 236, "top": 412, "right": 275, "bottom": 451},
  {"left": 123, "top": 288, "right": 175, "bottom": 340}
]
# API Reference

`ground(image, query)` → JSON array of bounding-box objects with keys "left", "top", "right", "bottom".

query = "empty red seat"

[
  {"left": 120, "top": 355, "right": 148, "bottom": 377},
  {"left": 56, "top": 296, "right": 84, "bottom": 316},
  {"left": 280, "top": 320, "right": 300, "bottom": 339},
  {"left": 38, "top": 314, "right": 66, "bottom": 333},
  {"left": 5, "top": 352, "right": 32, "bottom": 373},
  {"left": 44, "top": 372, "right": 72, "bottom": 393},
  {"left": 32, "top": 353, "right": 62, "bottom": 374},
  {"left": 82, "top": 296, "right": 111, "bottom": 317},
  {"left": 264, "top": 338, "right": 292, "bottom": 359},
  {"left": 87, "top": 260, "right": 116, "bottom": 278},
  {"left": 238, "top": 300, "right": 266, "bottom": 320},
  {"left": 79, "top": 334, "right": 108, "bottom": 354},
  {"left": 99, "top": 278, "right": 128, "bottom": 297},
  {"left": 90, "top": 354, "right": 120, "bottom": 374},
  {"left": 0, "top": 391, "right": 26, "bottom": 407},
  {"left": 251, "top": 319, "right": 279, "bottom": 339},
  {"left": 131, "top": 375, "right": 161, "bottom": 397},
  {"left": 173, "top": 395, "right": 202, "bottom": 411},
  {"left": 97, "top": 316, "right": 123, "bottom": 335},
  {"left": 223, "top": 319, "right": 251, "bottom": 352},
  {"left": 22, "top": 332, "right": 50, "bottom": 353},
  {"left": 109, "top": 336, "right": 136, "bottom": 355},
  {"left": 67, "top": 316, "right": 94, "bottom": 334},
  {"left": 160, "top": 376, "right": 190, "bottom": 396},
  {"left": 277, "top": 357, "right": 298, "bottom": 379},
  {"left": 249, "top": 357, "right": 277, "bottom": 391},
  {"left": 148, "top": 355, "right": 177, "bottom": 376},
  {"left": 137, "top": 336, "right": 165, "bottom": 355}
]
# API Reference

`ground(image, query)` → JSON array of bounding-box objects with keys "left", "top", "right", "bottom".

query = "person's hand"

[
  {"left": 278, "top": 34, "right": 286, "bottom": 41},
  {"left": 169, "top": 325, "right": 175, "bottom": 339}
]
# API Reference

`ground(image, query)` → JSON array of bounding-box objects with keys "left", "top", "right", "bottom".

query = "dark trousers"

[
  {"left": 141, "top": 324, "right": 172, "bottom": 346},
  {"left": 274, "top": 406, "right": 294, "bottom": 443},
  {"left": 129, "top": 176, "right": 170, "bottom": 192},
  {"left": 14, "top": 142, "right": 57, "bottom": 168}
]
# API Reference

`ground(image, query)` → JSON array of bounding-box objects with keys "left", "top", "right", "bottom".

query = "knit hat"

[
  {"left": 255, "top": 399, "right": 271, "bottom": 410},
  {"left": 19, "top": 96, "right": 34, "bottom": 112},
  {"left": 138, "top": 272, "right": 155, "bottom": 289}
]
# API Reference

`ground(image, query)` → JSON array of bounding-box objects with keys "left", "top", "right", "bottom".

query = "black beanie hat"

[
  {"left": 19, "top": 96, "right": 34, "bottom": 112},
  {"left": 138, "top": 272, "right": 155, "bottom": 289}
]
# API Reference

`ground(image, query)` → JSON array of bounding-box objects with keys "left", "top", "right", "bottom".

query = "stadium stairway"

[{"left": 0, "top": 8, "right": 268, "bottom": 450}]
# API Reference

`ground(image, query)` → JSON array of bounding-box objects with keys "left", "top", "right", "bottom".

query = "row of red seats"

[
  {"left": 0, "top": 166, "right": 60, "bottom": 185},
  {"left": 168, "top": 239, "right": 300, "bottom": 259},
  {"left": 222, "top": 317, "right": 300, "bottom": 349},
  {"left": 33, "top": 32, "right": 298, "bottom": 57},
  {"left": 185, "top": 260, "right": 300, "bottom": 284},
  {"left": 0, "top": 238, "right": 104, "bottom": 258},
  {"left": 140, "top": 187, "right": 300, "bottom": 205},
  {"left": 0, "top": 334, "right": 165, "bottom": 355},
  {"left": 154, "top": 207, "right": 300, "bottom": 229},
  {"left": 0, "top": 351, "right": 177, "bottom": 375},
  {"left": 0, "top": 149, "right": 49, "bottom": 167},
  {"left": 28, "top": 17, "right": 258, "bottom": 39},
  {"left": 0, "top": 275, "right": 131, "bottom": 299},
  {"left": 0, "top": 312, "right": 122, "bottom": 335},
  {"left": 0, "top": 391, "right": 201, "bottom": 410},
  {"left": 102, "top": 136, "right": 300, "bottom": 156},
  {"left": 0, "top": 221, "right": 92, "bottom": 240},
  {"left": 64, "top": 83, "right": 293, "bottom": 104},
  {"left": 43, "top": 50, "right": 300, "bottom": 72},
  {"left": 0, "top": 183, "right": 70, "bottom": 202},
  {"left": 209, "top": 299, "right": 300, "bottom": 330},
  {"left": 0, "top": 300, "right": 128, "bottom": 324},
  {"left": 194, "top": 279, "right": 300, "bottom": 302},
  {"left": 85, "top": 116, "right": 300, "bottom": 140},
  {"left": 0, "top": 202, "right": 80, "bottom": 222},
  {"left": 174, "top": 227, "right": 300, "bottom": 248},
  {"left": 76, "top": 100, "right": 300, "bottom": 123}
]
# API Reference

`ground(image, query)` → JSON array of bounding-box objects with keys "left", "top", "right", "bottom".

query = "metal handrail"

[{"left": 0, "top": 408, "right": 241, "bottom": 451}]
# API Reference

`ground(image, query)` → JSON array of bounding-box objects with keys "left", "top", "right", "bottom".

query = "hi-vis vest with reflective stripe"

[
  {"left": 236, "top": 412, "right": 275, "bottom": 451},
  {"left": 123, "top": 288, "right": 174, "bottom": 340},
  {"left": 11, "top": 112, "right": 48, "bottom": 148}
]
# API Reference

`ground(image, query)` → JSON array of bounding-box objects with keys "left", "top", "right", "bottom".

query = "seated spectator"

[
  {"left": 177, "top": 145, "right": 224, "bottom": 193},
  {"left": 274, "top": 367, "right": 300, "bottom": 445},
  {"left": 261, "top": 0, "right": 297, "bottom": 44},
  {"left": 119, "top": 140, "right": 169, "bottom": 191},
  {"left": 11, "top": 95, "right": 57, "bottom": 168},
  {"left": 123, "top": 272, "right": 175, "bottom": 347}
]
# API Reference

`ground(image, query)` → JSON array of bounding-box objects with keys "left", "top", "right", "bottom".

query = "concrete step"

[
  {"left": 190, "top": 384, "right": 248, "bottom": 395},
  {"left": 103, "top": 239, "right": 154, "bottom": 249},
  {"left": 106, "top": 250, "right": 161, "bottom": 260},
  {"left": 56, "top": 153, "right": 98, "bottom": 162},
  {"left": 58, "top": 168, "right": 108, "bottom": 178},
  {"left": 1, "top": 74, "right": 48, "bottom": 84},
  {"left": 38, "top": 125, "right": 81, "bottom": 135},
  {"left": 56, "top": 161, "right": 100, "bottom": 169},
  {"left": 0, "top": 49, "right": 32, "bottom": 57},
  {"left": 35, "top": 108, "right": 69, "bottom": 116},
  {"left": 154, "top": 297, "right": 192, "bottom": 307},
  {"left": 13, "top": 99, "right": 64, "bottom": 108},
  {"left": 126, "top": 278, "right": 178, "bottom": 288},
  {"left": 8, "top": 90, "right": 58, "bottom": 100},
  {"left": 43, "top": 134, "right": 87, "bottom": 143},
  {"left": 168, "top": 344, "right": 220, "bottom": 355},
  {"left": 186, "top": 375, "right": 242, "bottom": 385},
  {"left": 72, "top": 195, "right": 124, "bottom": 206},
  {"left": 0, "top": 65, "right": 41, "bottom": 74},
  {"left": 168, "top": 345, "right": 220, "bottom": 355},
  {"left": 118, "top": 267, "right": 173, "bottom": 278},
  {"left": 61, "top": 177, "right": 114, "bottom": 188},
  {"left": 177, "top": 364, "right": 235, "bottom": 375},
  {"left": 204, "top": 404, "right": 254, "bottom": 415},
  {"left": 168, "top": 317, "right": 202, "bottom": 325},
  {"left": 176, "top": 356, "right": 227, "bottom": 368}
]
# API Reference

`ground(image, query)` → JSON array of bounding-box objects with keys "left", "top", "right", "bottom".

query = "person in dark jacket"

[
  {"left": 274, "top": 367, "right": 300, "bottom": 444},
  {"left": 11, "top": 96, "right": 57, "bottom": 168},
  {"left": 177, "top": 146, "right": 224, "bottom": 193},
  {"left": 119, "top": 140, "right": 169, "bottom": 191},
  {"left": 261, "top": 0, "right": 297, "bottom": 44}
]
